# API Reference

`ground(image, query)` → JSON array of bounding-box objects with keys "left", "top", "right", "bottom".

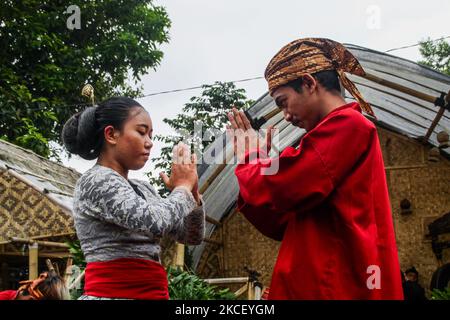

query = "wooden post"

[
  {"left": 11, "top": 237, "right": 70, "bottom": 249},
  {"left": 254, "top": 283, "right": 262, "bottom": 300},
  {"left": 1, "top": 262, "right": 9, "bottom": 291},
  {"left": 247, "top": 281, "right": 255, "bottom": 300},
  {"left": 64, "top": 258, "right": 73, "bottom": 285},
  {"left": 423, "top": 107, "right": 446, "bottom": 142},
  {"left": 174, "top": 243, "right": 185, "bottom": 270},
  {"left": 28, "top": 243, "right": 38, "bottom": 280}
]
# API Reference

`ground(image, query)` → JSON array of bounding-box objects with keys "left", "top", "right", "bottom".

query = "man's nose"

[{"left": 284, "top": 111, "right": 292, "bottom": 122}]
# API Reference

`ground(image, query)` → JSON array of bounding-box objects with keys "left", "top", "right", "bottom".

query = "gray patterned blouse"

[{"left": 73, "top": 164, "right": 205, "bottom": 263}]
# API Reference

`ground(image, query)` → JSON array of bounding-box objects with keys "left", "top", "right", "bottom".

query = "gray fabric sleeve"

[
  {"left": 166, "top": 198, "right": 205, "bottom": 245},
  {"left": 142, "top": 183, "right": 205, "bottom": 245},
  {"left": 79, "top": 169, "right": 197, "bottom": 237}
]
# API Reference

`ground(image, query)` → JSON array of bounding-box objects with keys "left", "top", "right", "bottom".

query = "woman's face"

[{"left": 114, "top": 107, "right": 153, "bottom": 170}]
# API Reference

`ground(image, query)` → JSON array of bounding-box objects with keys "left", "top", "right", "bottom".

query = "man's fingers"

[
  {"left": 227, "top": 111, "right": 239, "bottom": 130},
  {"left": 239, "top": 110, "right": 253, "bottom": 131},
  {"left": 233, "top": 108, "right": 245, "bottom": 129},
  {"left": 266, "top": 125, "right": 274, "bottom": 152},
  {"left": 266, "top": 125, "right": 274, "bottom": 142}
]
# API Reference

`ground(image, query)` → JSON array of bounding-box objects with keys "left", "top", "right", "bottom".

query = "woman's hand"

[
  {"left": 160, "top": 142, "right": 198, "bottom": 191},
  {"left": 191, "top": 181, "right": 202, "bottom": 206}
]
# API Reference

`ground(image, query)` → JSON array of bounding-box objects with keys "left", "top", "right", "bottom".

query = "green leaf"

[{"left": 0, "top": 1, "right": 171, "bottom": 157}]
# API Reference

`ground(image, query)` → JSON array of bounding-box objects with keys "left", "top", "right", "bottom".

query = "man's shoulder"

[{"left": 327, "top": 105, "right": 376, "bottom": 131}]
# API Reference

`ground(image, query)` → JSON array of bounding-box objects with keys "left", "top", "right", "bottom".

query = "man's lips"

[{"left": 291, "top": 119, "right": 303, "bottom": 127}]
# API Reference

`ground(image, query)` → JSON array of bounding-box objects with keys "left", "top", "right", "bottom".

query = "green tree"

[
  {"left": 148, "top": 81, "right": 253, "bottom": 195},
  {"left": 0, "top": 0, "right": 170, "bottom": 158},
  {"left": 418, "top": 38, "right": 450, "bottom": 75}
]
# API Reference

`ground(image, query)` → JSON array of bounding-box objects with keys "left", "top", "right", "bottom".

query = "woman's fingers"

[
  {"left": 173, "top": 144, "right": 180, "bottom": 164},
  {"left": 174, "top": 142, "right": 188, "bottom": 164},
  {"left": 180, "top": 143, "right": 191, "bottom": 164},
  {"left": 191, "top": 153, "right": 197, "bottom": 166},
  {"left": 159, "top": 172, "right": 171, "bottom": 187}
]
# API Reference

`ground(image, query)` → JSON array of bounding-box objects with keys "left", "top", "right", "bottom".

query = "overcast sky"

[{"left": 61, "top": 0, "right": 450, "bottom": 181}]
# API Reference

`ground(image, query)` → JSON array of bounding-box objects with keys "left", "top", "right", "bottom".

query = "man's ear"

[
  {"left": 104, "top": 125, "right": 119, "bottom": 145},
  {"left": 302, "top": 74, "right": 317, "bottom": 93}
]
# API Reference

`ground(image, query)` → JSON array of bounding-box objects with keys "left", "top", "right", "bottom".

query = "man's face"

[
  {"left": 405, "top": 272, "right": 418, "bottom": 282},
  {"left": 271, "top": 78, "right": 321, "bottom": 132}
]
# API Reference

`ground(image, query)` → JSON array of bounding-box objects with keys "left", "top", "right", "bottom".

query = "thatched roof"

[{"left": 0, "top": 139, "right": 80, "bottom": 241}]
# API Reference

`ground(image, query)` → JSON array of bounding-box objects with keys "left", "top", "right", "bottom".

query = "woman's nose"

[{"left": 145, "top": 138, "right": 153, "bottom": 149}]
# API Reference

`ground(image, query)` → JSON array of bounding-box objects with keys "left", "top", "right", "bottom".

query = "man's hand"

[{"left": 227, "top": 107, "right": 274, "bottom": 163}]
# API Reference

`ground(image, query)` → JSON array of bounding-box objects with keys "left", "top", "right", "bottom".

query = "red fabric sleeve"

[
  {"left": 235, "top": 111, "right": 374, "bottom": 214},
  {"left": 237, "top": 194, "right": 290, "bottom": 241}
]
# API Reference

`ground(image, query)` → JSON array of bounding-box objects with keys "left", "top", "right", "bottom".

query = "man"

[
  {"left": 403, "top": 267, "right": 427, "bottom": 301},
  {"left": 227, "top": 38, "right": 403, "bottom": 299}
]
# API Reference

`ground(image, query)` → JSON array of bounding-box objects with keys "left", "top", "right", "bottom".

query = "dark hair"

[
  {"left": 286, "top": 69, "right": 341, "bottom": 94},
  {"left": 17, "top": 269, "right": 69, "bottom": 300},
  {"left": 36, "top": 271, "right": 69, "bottom": 300},
  {"left": 405, "top": 267, "right": 419, "bottom": 276},
  {"left": 62, "top": 96, "right": 143, "bottom": 160}
]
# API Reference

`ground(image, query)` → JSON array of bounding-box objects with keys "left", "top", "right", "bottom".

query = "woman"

[{"left": 62, "top": 97, "right": 205, "bottom": 300}]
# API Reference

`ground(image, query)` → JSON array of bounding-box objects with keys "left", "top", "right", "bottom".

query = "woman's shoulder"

[
  {"left": 129, "top": 178, "right": 158, "bottom": 196},
  {"left": 75, "top": 165, "right": 126, "bottom": 195}
]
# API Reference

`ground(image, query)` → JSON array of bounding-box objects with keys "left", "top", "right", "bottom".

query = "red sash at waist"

[
  {"left": 0, "top": 290, "right": 18, "bottom": 300},
  {"left": 84, "top": 258, "right": 169, "bottom": 300}
]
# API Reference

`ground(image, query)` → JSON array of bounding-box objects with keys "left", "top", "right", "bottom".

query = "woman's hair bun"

[{"left": 62, "top": 106, "right": 100, "bottom": 160}]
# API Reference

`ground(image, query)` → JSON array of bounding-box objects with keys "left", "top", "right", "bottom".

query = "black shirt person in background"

[{"left": 403, "top": 267, "right": 427, "bottom": 301}]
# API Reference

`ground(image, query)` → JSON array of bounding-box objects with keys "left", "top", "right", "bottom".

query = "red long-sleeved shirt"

[{"left": 235, "top": 102, "right": 404, "bottom": 300}]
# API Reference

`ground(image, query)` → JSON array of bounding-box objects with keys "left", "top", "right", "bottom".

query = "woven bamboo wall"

[
  {"left": 379, "top": 127, "right": 450, "bottom": 294},
  {"left": 196, "top": 126, "right": 450, "bottom": 295},
  {"left": 0, "top": 171, "right": 74, "bottom": 242}
]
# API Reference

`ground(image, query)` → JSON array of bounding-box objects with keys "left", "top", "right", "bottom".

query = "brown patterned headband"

[{"left": 265, "top": 38, "right": 375, "bottom": 117}]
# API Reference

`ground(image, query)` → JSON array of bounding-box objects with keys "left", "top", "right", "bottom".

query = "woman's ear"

[{"left": 104, "top": 125, "right": 119, "bottom": 145}]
